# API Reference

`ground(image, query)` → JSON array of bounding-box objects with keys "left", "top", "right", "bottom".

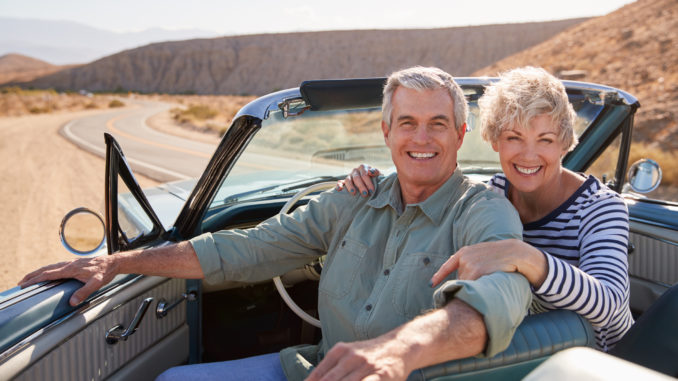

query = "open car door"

[{"left": 0, "top": 134, "right": 196, "bottom": 380}]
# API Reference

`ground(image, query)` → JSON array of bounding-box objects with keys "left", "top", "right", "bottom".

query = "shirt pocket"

[
  {"left": 318, "top": 238, "right": 368, "bottom": 300},
  {"left": 391, "top": 252, "right": 449, "bottom": 319}
]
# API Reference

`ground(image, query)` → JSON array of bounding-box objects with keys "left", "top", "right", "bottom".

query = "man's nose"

[{"left": 412, "top": 125, "right": 430, "bottom": 143}]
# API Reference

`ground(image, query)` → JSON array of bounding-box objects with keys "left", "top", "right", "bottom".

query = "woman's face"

[{"left": 492, "top": 114, "right": 568, "bottom": 194}]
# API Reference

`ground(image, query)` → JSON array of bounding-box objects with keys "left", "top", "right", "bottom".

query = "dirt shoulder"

[{"left": 0, "top": 108, "right": 160, "bottom": 291}]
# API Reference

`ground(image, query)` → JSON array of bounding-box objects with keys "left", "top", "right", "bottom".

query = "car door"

[
  {"left": 570, "top": 87, "right": 678, "bottom": 316},
  {"left": 0, "top": 134, "right": 195, "bottom": 381}
]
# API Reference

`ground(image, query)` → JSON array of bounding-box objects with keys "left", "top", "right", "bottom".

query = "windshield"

[{"left": 209, "top": 88, "right": 605, "bottom": 210}]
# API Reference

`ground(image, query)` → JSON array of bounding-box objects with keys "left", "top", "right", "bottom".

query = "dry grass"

[
  {"left": 0, "top": 89, "right": 255, "bottom": 137},
  {"left": 0, "top": 87, "right": 121, "bottom": 117},
  {"left": 149, "top": 94, "right": 255, "bottom": 136}
]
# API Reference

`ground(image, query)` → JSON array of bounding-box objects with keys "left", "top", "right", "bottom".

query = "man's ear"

[
  {"left": 456, "top": 123, "right": 467, "bottom": 149},
  {"left": 382, "top": 120, "right": 391, "bottom": 147}
]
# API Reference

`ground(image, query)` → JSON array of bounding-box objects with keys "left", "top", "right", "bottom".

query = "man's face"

[{"left": 382, "top": 87, "right": 465, "bottom": 195}]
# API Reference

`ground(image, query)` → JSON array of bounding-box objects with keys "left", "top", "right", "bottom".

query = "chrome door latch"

[
  {"left": 156, "top": 291, "right": 197, "bottom": 319},
  {"left": 105, "top": 297, "right": 154, "bottom": 345}
]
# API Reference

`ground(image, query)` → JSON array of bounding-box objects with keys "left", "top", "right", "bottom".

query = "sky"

[{"left": 0, "top": 0, "right": 636, "bottom": 36}]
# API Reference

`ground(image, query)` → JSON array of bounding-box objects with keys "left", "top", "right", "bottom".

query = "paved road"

[
  {"left": 61, "top": 99, "right": 216, "bottom": 182},
  {"left": 60, "top": 99, "right": 346, "bottom": 184}
]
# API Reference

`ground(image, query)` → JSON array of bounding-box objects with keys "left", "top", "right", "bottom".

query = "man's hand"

[
  {"left": 18, "top": 242, "right": 205, "bottom": 307},
  {"left": 306, "top": 336, "right": 410, "bottom": 381},
  {"left": 19, "top": 255, "right": 119, "bottom": 306},
  {"left": 307, "top": 299, "right": 487, "bottom": 381}
]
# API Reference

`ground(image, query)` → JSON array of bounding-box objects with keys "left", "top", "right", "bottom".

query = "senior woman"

[{"left": 338, "top": 66, "right": 634, "bottom": 351}]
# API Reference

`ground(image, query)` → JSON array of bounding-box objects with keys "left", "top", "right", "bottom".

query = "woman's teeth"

[{"left": 515, "top": 165, "right": 540, "bottom": 175}]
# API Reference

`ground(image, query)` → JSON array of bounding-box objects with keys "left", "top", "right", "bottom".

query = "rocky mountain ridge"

[{"left": 18, "top": 19, "right": 586, "bottom": 95}]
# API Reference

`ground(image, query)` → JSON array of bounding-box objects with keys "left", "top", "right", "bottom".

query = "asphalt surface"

[{"left": 60, "top": 100, "right": 216, "bottom": 182}]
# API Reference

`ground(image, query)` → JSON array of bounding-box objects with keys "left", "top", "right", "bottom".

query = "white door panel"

[{"left": 1, "top": 276, "right": 188, "bottom": 381}]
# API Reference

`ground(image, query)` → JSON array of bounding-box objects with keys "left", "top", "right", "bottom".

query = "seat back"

[{"left": 408, "top": 309, "right": 595, "bottom": 381}]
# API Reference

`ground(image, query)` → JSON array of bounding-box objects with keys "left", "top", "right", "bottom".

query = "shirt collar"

[{"left": 368, "top": 167, "right": 466, "bottom": 223}]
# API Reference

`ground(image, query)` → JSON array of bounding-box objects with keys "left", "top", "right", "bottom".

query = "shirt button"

[
  {"left": 365, "top": 304, "right": 372, "bottom": 311},
  {"left": 423, "top": 257, "right": 431, "bottom": 265},
  {"left": 383, "top": 269, "right": 390, "bottom": 276}
]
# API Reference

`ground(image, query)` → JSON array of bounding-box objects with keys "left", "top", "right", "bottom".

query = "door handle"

[
  {"left": 105, "top": 297, "right": 154, "bottom": 345},
  {"left": 156, "top": 291, "right": 197, "bottom": 319}
]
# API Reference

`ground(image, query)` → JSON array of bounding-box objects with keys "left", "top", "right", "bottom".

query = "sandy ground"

[{"left": 0, "top": 107, "right": 166, "bottom": 291}]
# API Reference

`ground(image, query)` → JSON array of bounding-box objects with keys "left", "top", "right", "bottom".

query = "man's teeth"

[
  {"left": 409, "top": 152, "right": 435, "bottom": 159},
  {"left": 515, "top": 165, "right": 540, "bottom": 175}
]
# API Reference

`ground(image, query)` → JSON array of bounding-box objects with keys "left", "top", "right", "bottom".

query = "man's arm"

[
  {"left": 306, "top": 299, "right": 486, "bottom": 381},
  {"left": 19, "top": 241, "right": 203, "bottom": 306}
]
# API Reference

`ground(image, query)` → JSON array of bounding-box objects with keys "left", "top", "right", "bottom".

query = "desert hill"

[
  {"left": 473, "top": 0, "right": 677, "bottom": 151},
  {"left": 0, "top": 54, "right": 78, "bottom": 84},
  {"left": 19, "top": 19, "right": 586, "bottom": 95}
]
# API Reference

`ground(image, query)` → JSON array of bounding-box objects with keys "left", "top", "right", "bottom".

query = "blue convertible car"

[{"left": 0, "top": 77, "right": 676, "bottom": 380}]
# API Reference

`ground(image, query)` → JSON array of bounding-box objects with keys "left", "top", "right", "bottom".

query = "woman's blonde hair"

[{"left": 479, "top": 66, "right": 578, "bottom": 151}]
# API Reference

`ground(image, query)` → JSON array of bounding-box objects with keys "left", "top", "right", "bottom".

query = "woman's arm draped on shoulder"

[
  {"left": 335, "top": 164, "right": 380, "bottom": 197},
  {"left": 534, "top": 196, "right": 630, "bottom": 327}
]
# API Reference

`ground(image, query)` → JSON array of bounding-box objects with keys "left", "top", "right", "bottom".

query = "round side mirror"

[
  {"left": 627, "top": 159, "right": 662, "bottom": 193},
  {"left": 60, "top": 207, "right": 106, "bottom": 256}
]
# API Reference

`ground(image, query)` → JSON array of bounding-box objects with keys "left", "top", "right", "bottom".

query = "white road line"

[{"left": 63, "top": 119, "right": 192, "bottom": 181}]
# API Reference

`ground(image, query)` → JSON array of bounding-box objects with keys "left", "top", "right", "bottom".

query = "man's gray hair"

[
  {"left": 479, "top": 66, "right": 578, "bottom": 151},
  {"left": 382, "top": 66, "right": 468, "bottom": 130}
]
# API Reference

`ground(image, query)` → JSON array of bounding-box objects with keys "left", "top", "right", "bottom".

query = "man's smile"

[{"left": 408, "top": 151, "right": 437, "bottom": 160}]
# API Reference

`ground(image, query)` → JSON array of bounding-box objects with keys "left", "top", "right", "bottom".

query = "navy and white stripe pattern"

[{"left": 489, "top": 174, "right": 634, "bottom": 351}]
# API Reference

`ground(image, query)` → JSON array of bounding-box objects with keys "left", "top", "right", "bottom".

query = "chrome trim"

[
  {"left": 0, "top": 281, "right": 61, "bottom": 309},
  {"left": 629, "top": 225, "right": 678, "bottom": 247},
  {"left": 630, "top": 216, "right": 678, "bottom": 233}
]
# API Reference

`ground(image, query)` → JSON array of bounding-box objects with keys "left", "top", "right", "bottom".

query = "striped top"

[{"left": 489, "top": 173, "right": 634, "bottom": 351}]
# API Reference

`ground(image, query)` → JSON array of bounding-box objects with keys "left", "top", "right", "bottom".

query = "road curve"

[{"left": 61, "top": 99, "right": 216, "bottom": 182}]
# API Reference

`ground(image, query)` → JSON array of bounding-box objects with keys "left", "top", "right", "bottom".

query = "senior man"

[{"left": 20, "top": 66, "right": 531, "bottom": 381}]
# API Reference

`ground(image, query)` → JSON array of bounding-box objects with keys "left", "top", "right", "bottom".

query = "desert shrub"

[
  {"left": 108, "top": 99, "right": 125, "bottom": 108},
  {"left": 183, "top": 104, "right": 218, "bottom": 120},
  {"left": 29, "top": 106, "right": 48, "bottom": 114}
]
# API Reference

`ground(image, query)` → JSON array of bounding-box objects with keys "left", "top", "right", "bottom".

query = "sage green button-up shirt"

[{"left": 190, "top": 168, "right": 531, "bottom": 380}]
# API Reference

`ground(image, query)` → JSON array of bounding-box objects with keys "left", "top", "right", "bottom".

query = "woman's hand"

[
  {"left": 336, "top": 164, "right": 381, "bottom": 197},
  {"left": 430, "top": 239, "right": 548, "bottom": 288}
]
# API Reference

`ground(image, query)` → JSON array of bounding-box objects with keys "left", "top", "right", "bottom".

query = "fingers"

[
  {"left": 338, "top": 164, "right": 382, "bottom": 198},
  {"left": 18, "top": 261, "right": 72, "bottom": 288},
  {"left": 70, "top": 276, "right": 102, "bottom": 306},
  {"left": 430, "top": 254, "right": 460, "bottom": 287},
  {"left": 359, "top": 164, "right": 380, "bottom": 177},
  {"left": 307, "top": 344, "right": 343, "bottom": 381}
]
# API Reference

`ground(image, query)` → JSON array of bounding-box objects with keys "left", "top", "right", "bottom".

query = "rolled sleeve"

[
  {"left": 433, "top": 271, "right": 531, "bottom": 356},
  {"left": 189, "top": 233, "right": 225, "bottom": 285}
]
